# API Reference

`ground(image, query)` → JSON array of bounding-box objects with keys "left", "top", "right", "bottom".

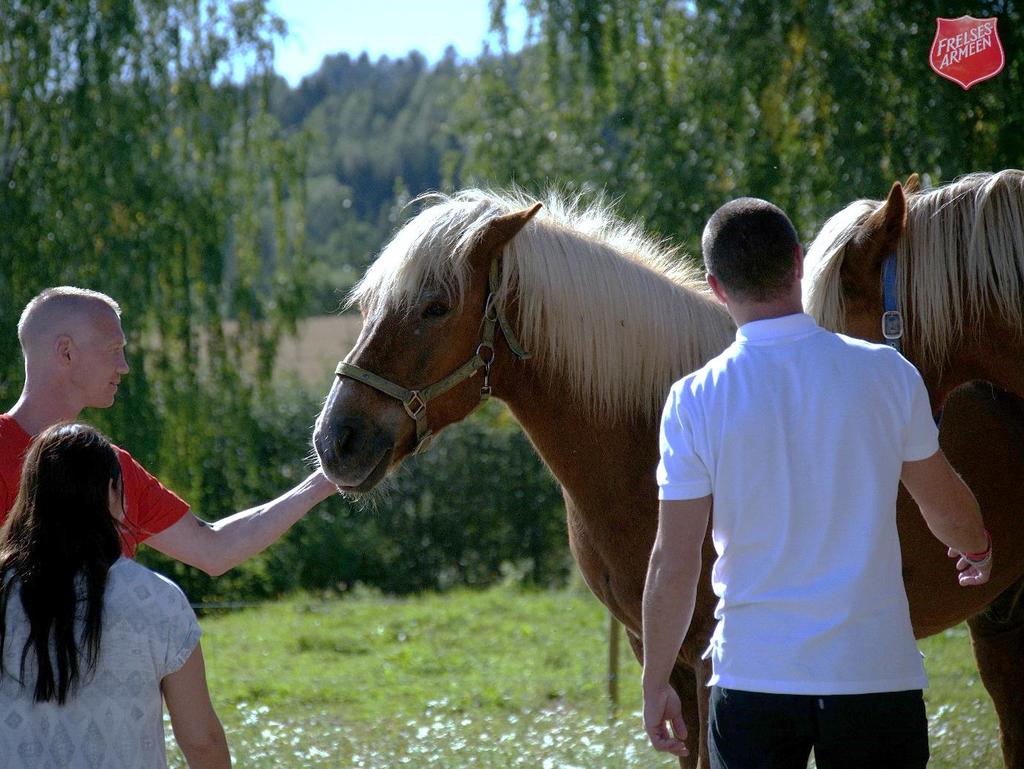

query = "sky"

[{"left": 269, "top": 1, "right": 530, "bottom": 86}]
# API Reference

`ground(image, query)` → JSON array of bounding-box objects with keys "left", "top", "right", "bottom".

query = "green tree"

[
  {"left": 476, "top": 0, "right": 1024, "bottom": 251},
  {"left": 0, "top": 1, "right": 310, "bottom": 525}
]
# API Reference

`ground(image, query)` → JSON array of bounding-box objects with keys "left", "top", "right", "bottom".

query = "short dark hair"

[{"left": 702, "top": 198, "right": 800, "bottom": 301}]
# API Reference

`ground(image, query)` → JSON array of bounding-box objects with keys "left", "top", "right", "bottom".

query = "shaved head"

[{"left": 18, "top": 287, "right": 122, "bottom": 354}]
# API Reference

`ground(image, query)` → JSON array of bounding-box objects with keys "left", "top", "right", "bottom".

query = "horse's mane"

[
  {"left": 804, "top": 170, "right": 1024, "bottom": 369},
  {"left": 351, "top": 188, "right": 734, "bottom": 424}
]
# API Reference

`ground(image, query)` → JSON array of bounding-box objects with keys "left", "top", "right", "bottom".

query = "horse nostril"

[
  {"left": 333, "top": 425, "right": 353, "bottom": 457},
  {"left": 316, "top": 417, "right": 363, "bottom": 466}
]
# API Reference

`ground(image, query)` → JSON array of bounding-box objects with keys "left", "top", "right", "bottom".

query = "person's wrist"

[
  {"left": 641, "top": 671, "right": 669, "bottom": 692},
  {"left": 963, "top": 529, "right": 992, "bottom": 565}
]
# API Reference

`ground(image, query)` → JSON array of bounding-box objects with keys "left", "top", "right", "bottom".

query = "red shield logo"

[{"left": 929, "top": 16, "right": 1005, "bottom": 90}]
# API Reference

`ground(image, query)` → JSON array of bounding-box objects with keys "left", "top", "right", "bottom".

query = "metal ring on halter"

[{"left": 475, "top": 342, "right": 495, "bottom": 366}]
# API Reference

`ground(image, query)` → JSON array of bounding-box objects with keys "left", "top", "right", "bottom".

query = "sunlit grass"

[
  {"left": 924, "top": 625, "right": 1001, "bottom": 767},
  {"left": 165, "top": 586, "right": 999, "bottom": 768}
]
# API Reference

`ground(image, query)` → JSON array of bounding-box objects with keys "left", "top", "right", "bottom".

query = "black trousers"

[{"left": 708, "top": 686, "right": 930, "bottom": 769}]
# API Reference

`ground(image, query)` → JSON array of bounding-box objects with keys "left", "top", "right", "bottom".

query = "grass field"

[{"left": 166, "top": 584, "right": 1001, "bottom": 768}]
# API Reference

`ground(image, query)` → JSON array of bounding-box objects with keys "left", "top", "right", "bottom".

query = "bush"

[{"left": 137, "top": 388, "right": 569, "bottom": 601}]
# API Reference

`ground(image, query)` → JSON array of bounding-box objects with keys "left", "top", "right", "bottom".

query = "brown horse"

[
  {"left": 313, "top": 189, "right": 1024, "bottom": 767},
  {"left": 805, "top": 169, "right": 1024, "bottom": 407},
  {"left": 805, "top": 169, "right": 1024, "bottom": 767}
]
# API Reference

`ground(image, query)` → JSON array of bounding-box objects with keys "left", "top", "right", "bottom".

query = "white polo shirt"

[{"left": 658, "top": 312, "right": 939, "bottom": 695}]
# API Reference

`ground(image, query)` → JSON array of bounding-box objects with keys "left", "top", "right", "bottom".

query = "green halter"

[{"left": 334, "top": 260, "right": 530, "bottom": 454}]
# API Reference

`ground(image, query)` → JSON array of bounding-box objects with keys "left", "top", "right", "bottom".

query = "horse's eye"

[{"left": 422, "top": 301, "right": 450, "bottom": 319}]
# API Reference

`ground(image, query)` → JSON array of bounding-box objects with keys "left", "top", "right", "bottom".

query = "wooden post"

[{"left": 608, "top": 612, "right": 620, "bottom": 718}]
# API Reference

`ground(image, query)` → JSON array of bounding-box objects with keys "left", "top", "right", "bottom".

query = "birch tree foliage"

[
  {"left": 475, "top": 0, "right": 1022, "bottom": 251},
  {"left": 0, "top": 0, "right": 309, "bottom": 513}
]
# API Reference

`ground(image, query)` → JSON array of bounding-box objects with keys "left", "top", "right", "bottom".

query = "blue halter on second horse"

[
  {"left": 881, "top": 252, "right": 903, "bottom": 351},
  {"left": 881, "top": 251, "right": 942, "bottom": 427}
]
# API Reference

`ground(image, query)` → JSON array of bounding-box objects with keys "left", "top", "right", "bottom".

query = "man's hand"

[
  {"left": 640, "top": 496, "right": 709, "bottom": 760},
  {"left": 642, "top": 683, "right": 689, "bottom": 757},
  {"left": 308, "top": 469, "right": 342, "bottom": 501},
  {"left": 948, "top": 546, "right": 992, "bottom": 586}
]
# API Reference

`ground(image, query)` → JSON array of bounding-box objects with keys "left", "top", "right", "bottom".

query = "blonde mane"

[
  {"left": 352, "top": 189, "right": 734, "bottom": 424},
  {"left": 804, "top": 170, "right": 1024, "bottom": 369}
]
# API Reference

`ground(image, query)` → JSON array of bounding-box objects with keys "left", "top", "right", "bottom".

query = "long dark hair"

[{"left": 0, "top": 423, "right": 123, "bottom": 704}]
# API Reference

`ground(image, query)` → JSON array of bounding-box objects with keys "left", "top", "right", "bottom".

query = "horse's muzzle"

[{"left": 314, "top": 415, "right": 393, "bottom": 492}]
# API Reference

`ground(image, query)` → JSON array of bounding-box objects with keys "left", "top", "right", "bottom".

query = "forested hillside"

[{"left": 268, "top": 50, "right": 466, "bottom": 311}]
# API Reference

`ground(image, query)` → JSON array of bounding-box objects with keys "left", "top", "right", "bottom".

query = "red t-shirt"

[{"left": 0, "top": 414, "right": 190, "bottom": 556}]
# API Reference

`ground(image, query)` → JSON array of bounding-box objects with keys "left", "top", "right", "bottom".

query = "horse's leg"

[
  {"left": 687, "top": 657, "right": 712, "bottom": 769},
  {"left": 967, "top": 576, "right": 1024, "bottom": 769},
  {"left": 625, "top": 631, "right": 705, "bottom": 769}
]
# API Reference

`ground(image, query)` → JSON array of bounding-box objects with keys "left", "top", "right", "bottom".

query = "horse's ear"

[
  {"left": 865, "top": 181, "right": 908, "bottom": 247},
  {"left": 904, "top": 173, "right": 921, "bottom": 194},
  {"left": 842, "top": 181, "right": 907, "bottom": 290},
  {"left": 473, "top": 202, "right": 543, "bottom": 262}
]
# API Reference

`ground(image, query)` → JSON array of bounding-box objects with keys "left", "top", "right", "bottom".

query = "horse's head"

[
  {"left": 806, "top": 169, "right": 1024, "bottom": 407},
  {"left": 313, "top": 199, "right": 541, "bottom": 493},
  {"left": 804, "top": 177, "right": 911, "bottom": 344}
]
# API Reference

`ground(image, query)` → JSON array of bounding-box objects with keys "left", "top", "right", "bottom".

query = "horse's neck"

[
  {"left": 922, "top": 316, "right": 1024, "bottom": 406},
  {"left": 499, "top": 367, "right": 661, "bottom": 554},
  {"left": 499, "top": 366, "right": 717, "bottom": 642}
]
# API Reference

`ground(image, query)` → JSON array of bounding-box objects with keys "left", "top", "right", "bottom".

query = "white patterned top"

[{"left": 0, "top": 557, "right": 200, "bottom": 768}]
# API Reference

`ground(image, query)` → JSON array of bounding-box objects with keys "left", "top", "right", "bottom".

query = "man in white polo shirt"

[{"left": 641, "top": 198, "right": 992, "bottom": 768}]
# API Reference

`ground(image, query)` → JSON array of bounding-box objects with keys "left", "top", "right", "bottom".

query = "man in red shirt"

[{"left": 1, "top": 286, "right": 338, "bottom": 572}]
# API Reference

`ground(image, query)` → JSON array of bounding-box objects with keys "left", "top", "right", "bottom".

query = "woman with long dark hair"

[{"left": 0, "top": 423, "right": 230, "bottom": 768}]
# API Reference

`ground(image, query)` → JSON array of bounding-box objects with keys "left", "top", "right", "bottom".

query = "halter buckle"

[
  {"left": 403, "top": 392, "right": 427, "bottom": 420},
  {"left": 881, "top": 310, "right": 903, "bottom": 341}
]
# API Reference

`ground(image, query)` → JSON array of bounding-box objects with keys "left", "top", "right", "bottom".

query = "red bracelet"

[{"left": 964, "top": 529, "right": 992, "bottom": 563}]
